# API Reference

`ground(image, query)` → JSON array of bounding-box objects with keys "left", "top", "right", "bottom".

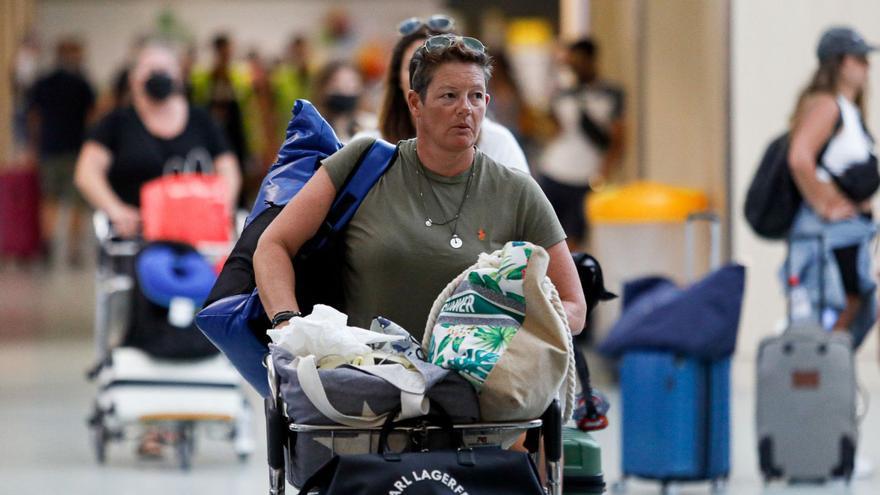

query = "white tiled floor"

[{"left": 1, "top": 263, "right": 879, "bottom": 494}]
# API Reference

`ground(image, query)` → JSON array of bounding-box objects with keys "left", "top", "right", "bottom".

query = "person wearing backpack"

[
  {"left": 785, "top": 26, "right": 877, "bottom": 347},
  {"left": 254, "top": 34, "right": 586, "bottom": 341}
]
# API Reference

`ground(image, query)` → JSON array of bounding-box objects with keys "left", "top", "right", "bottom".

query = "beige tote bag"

[{"left": 423, "top": 242, "right": 576, "bottom": 422}]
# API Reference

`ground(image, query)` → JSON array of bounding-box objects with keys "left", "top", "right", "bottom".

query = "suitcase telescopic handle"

[
  {"left": 785, "top": 233, "right": 826, "bottom": 319},
  {"left": 685, "top": 212, "right": 722, "bottom": 282}
]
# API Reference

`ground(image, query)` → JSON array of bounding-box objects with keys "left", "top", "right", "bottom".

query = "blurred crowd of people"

[{"left": 9, "top": 14, "right": 626, "bottom": 267}]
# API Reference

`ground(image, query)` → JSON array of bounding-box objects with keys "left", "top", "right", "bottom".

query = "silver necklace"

[{"left": 415, "top": 162, "right": 475, "bottom": 249}]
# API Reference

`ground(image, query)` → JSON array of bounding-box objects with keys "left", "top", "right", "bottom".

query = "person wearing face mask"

[
  {"left": 26, "top": 37, "right": 96, "bottom": 266},
  {"left": 73, "top": 40, "right": 240, "bottom": 459},
  {"left": 74, "top": 41, "right": 241, "bottom": 239},
  {"left": 312, "top": 60, "right": 376, "bottom": 143}
]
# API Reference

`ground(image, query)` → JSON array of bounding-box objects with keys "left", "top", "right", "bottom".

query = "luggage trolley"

[
  {"left": 86, "top": 211, "right": 255, "bottom": 470},
  {"left": 263, "top": 355, "right": 565, "bottom": 495}
]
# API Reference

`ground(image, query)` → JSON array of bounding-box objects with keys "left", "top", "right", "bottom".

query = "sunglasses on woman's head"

[
  {"left": 423, "top": 34, "right": 486, "bottom": 54},
  {"left": 398, "top": 15, "right": 455, "bottom": 36}
]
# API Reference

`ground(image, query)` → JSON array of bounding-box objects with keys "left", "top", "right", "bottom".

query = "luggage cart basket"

[{"left": 264, "top": 355, "right": 565, "bottom": 495}]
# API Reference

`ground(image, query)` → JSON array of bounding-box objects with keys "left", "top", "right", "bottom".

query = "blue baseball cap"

[{"left": 817, "top": 26, "right": 876, "bottom": 61}]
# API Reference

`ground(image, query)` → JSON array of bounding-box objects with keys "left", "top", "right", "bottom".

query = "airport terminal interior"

[{"left": 2, "top": 1, "right": 880, "bottom": 494}]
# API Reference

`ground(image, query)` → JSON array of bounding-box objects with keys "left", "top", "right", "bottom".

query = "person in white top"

[
  {"left": 538, "top": 38, "right": 625, "bottom": 249},
  {"left": 354, "top": 15, "right": 529, "bottom": 175},
  {"left": 788, "top": 26, "right": 877, "bottom": 338}
]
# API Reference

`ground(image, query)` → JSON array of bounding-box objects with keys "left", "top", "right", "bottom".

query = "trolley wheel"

[
  {"left": 89, "top": 408, "right": 108, "bottom": 465},
  {"left": 176, "top": 422, "right": 195, "bottom": 471},
  {"left": 237, "top": 452, "right": 250, "bottom": 464},
  {"left": 611, "top": 478, "right": 628, "bottom": 494},
  {"left": 91, "top": 422, "right": 108, "bottom": 464},
  {"left": 660, "top": 481, "right": 676, "bottom": 495}
]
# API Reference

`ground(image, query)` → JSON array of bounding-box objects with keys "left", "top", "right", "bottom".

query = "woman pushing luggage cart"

[
  {"left": 246, "top": 34, "right": 587, "bottom": 494},
  {"left": 74, "top": 39, "right": 247, "bottom": 467}
]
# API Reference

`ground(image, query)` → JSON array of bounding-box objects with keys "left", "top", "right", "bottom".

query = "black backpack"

[
  {"left": 743, "top": 133, "right": 800, "bottom": 240},
  {"left": 744, "top": 113, "right": 842, "bottom": 240}
]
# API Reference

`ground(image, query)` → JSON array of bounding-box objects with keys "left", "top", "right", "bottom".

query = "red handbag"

[{"left": 140, "top": 172, "right": 231, "bottom": 246}]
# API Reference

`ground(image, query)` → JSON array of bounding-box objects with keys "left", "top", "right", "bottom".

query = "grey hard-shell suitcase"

[{"left": 755, "top": 234, "right": 857, "bottom": 483}]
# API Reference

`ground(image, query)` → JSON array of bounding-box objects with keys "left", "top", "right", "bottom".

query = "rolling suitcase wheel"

[
  {"left": 176, "top": 421, "right": 196, "bottom": 471},
  {"left": 710, "top": 478, "right": 728, "bottom": 494}
]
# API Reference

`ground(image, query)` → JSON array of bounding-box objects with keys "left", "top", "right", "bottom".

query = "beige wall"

[
  {"left": 642, "top": 0, "right": 728, "bottom": 215},
  {"left": 589, "top": 0, "right": 728, "bottom": 217},
  {"left": 589, "top": 0, "right": 641, "bottom": 182},
  {"left": 732, "top": 0, "right": 880, "bottom": 359},
  {"left": 0, "top": 0, "right": 35, "bottom": 163}
]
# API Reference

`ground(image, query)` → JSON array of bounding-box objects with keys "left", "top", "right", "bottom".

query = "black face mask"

[
  {"left": 324, "top": 93, "right": 359, "bottom": 114},
  {"left": 144, "top": 71, "right": 176, "bottom": 101}
]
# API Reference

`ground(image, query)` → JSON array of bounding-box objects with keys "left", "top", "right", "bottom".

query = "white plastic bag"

[{"left": 266, "top": 304, "right": 404, "bottom": 360}]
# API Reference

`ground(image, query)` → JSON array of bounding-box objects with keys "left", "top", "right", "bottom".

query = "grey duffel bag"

[{"left": 270, "top": 346, "right": 480, "bottom": 487}]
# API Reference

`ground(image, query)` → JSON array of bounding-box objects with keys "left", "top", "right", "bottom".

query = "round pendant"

[
  {"left": 450, "top": 236, "right": 463, "bottom": 249},
  {"left": 425, "top": 219, "right": 433, "bottom": 227}
]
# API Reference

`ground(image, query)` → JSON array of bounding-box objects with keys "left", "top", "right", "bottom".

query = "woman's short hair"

[{"left": 408, "top": 37, "right": 493, "bottom": 100}]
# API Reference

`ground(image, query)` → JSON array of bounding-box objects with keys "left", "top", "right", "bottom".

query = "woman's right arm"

[
  {"left": 73, "top": 141, "right": 141, "bottom": 237},
  {"left": 788, "top": 94, "right": 856, "bottom": 220},
  {"left": 254, "top": 167, "right": 337, "bottom": 325}
]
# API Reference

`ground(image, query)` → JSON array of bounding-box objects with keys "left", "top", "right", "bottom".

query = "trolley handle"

[
  {"left": 784, "top": 233, "right": 826, "bottom": 320},
  {"left": 93, "top": 211, "right": 141, "bottom": 256},
  {"left": 542, "top": 400, "right": 562, "bottom": 463},
  {"left": 264, "top": 355, "right": 286, "bottom": 495},
  {"left": 685, "top": 212, "right": 722, "bottom": 282}
]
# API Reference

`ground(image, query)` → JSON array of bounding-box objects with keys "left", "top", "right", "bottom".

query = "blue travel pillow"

[{"left": 136, "top": 243, "right": 216, "bottom": 308}]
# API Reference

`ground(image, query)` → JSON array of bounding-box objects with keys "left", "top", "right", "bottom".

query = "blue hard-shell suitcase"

[{"left": 620, "top": 351, "right": 730, "bottom": 486}]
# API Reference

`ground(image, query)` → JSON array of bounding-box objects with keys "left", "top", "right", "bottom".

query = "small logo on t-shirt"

[{"left": 478, "top": 229, "right": 486, "bottom": 241}]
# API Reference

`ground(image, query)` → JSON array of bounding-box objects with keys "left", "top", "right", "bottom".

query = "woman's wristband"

[{"left": 271, "top": 310, "right": 302, "bottom": 328}]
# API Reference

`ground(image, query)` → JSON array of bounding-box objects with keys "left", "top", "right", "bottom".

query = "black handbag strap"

[{"left": 296, "top": 455, "right": 341, "bottom": 495}]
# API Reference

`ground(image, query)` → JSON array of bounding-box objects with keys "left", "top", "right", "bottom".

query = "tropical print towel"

[{"left": 427, "top": 242, "right": 535, "bottom": 390}]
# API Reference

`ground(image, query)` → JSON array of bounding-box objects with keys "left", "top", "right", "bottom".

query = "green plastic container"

[{"left": 563, "top": 426, "right": 605, "bottom": 494}]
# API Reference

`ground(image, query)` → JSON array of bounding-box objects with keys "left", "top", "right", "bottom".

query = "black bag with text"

[{"left": 296, "top": 411, "right": 545, "bottom": 495}]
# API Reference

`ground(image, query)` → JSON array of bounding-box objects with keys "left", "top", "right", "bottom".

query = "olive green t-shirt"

[{"left": 321, "top": 137, "right": 566, "bottom": 339}]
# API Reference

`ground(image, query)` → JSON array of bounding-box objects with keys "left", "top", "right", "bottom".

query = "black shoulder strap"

[{"left": 816, "top": 99, "right": 844, "bottom": 166}]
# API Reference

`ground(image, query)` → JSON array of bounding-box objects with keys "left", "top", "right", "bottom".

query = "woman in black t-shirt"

[
  {"left": 75, "top": 41, "right": 240, "bottom": 238},
  {"left": 73, "top": 41, "right": 241, "bottom": 459}
]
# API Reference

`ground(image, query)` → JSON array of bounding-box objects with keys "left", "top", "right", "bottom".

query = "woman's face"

[
  {"left": 130, "top": 46, "right": 182, "bottom": 99},
  {"left": 840, "top": 54, "right": 870, "bottom": 90},
  {"left": 327, "top": 65, "right": 363, "bottom": 96},
  {"left": 398, "top": 39, "right": 423, "bottom": 95},
  {"left": 407, "top": 61, "right": 489, "bottom": 152}
]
